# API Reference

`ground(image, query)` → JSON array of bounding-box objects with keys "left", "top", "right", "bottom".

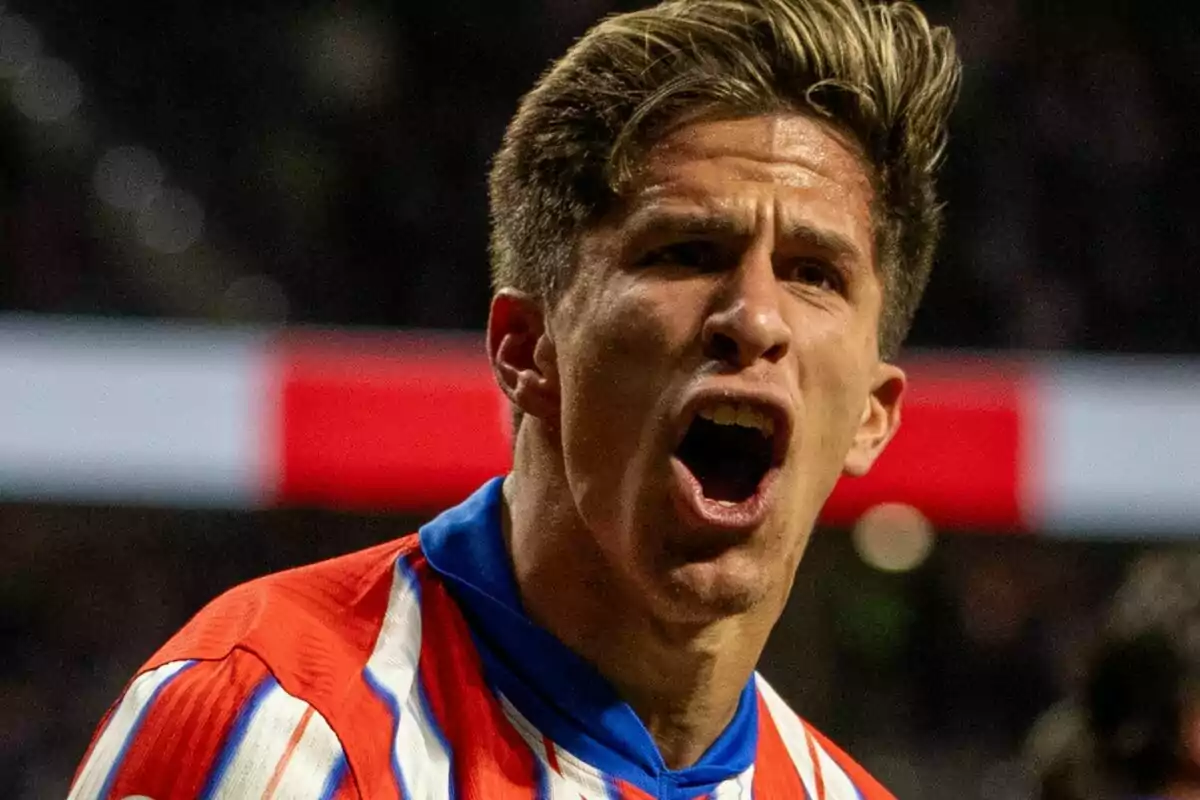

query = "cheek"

[
  {"left": 791, "top": 322, "right": 874, "bottom": 456},
  {"left": 556, "top": 285, "right": 680, "bottom": 501},
  {"left": 561, "top": 279, "right": 688, "bottom": 408},
  {"left": 592, "top": 280, "right": 680, "bottom": 360},
  {"left": 566, "top": 288, "right": 657, "bottom": 397}
]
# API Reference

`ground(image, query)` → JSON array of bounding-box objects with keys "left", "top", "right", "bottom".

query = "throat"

[
  {"left": 587, "top": 619, "right": 765, "bottom": 771},
  {"left": 617, "top": 666, "right": 749, "bottom": 770},
  {"left": 503, "top": 473, "right": 763, "bottom": 771},
  {"left": 652, "top": 715, "right": 740, "bottom": 770}
]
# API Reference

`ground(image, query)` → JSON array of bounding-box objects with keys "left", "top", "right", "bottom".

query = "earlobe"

[
  {"left": 843, "top": 363, "right": 905, "bottom": 477},
  {"left": 487, "top": 289, "right": 561, "bottom": 422}
]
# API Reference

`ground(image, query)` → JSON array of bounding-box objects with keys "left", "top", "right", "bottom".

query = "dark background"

[{"left": 2, "top": 0, "right": 1198, "bottom": 796}]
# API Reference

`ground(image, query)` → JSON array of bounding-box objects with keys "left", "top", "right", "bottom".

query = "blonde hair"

[{"left": 489, "top": 0, "right": 962, "bottom": 360}]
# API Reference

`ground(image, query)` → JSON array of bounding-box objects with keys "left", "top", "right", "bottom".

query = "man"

[
  {"left": 1028, "top": 553, "right": 1200, "bottom": 800},
  {"left": 70, "top": 0, "right": 960, "bottom": 797}
]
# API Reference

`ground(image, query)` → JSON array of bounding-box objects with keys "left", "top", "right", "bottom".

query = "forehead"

[
  {"left": 641, "top": 113, "right": 871, "bottom": 184},
  {"left": 618, "top": 113, "right": 876, "bottom": 246}
]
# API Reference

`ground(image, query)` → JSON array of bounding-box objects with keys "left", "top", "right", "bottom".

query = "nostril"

[
  {"left": 762, "top": 341, "right": 787, "bottom": 363},
  {"left": 705, "top": 331, "right": 740, "bottom": 364},
  {"left": 704, "top": 330, "right": 788, "bottom": 366}
]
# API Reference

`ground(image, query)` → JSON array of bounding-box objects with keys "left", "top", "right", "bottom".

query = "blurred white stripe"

[
  {"left": 0, "top": 315, "right": 274, "bottom": 505},
  {"left": 1032, "top": 357, "right": 1200, "bottom": 536}
]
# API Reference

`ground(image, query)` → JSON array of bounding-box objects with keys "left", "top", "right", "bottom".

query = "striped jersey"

[{"left": 71, "top": 478, "right": 895, "bottom": 800}]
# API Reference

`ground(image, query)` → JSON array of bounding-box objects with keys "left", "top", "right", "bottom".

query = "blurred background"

[{"left": 2, "top": 0, "right": 1199, "bottom": 797}]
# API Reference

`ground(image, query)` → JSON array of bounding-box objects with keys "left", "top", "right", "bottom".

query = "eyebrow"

[{"left": 620, "top": 206, "right": 867, "bottom": 265}]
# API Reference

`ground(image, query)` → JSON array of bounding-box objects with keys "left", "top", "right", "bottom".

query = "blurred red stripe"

[
  {"left": 274, "top": 336, "right": 1027, "bottom": 529},
  {"left": 275, "top": 332, "right": 512, "bottom": 512},
  {"left": 824, "top": 359, "right": 1029, "bottom": 531}
]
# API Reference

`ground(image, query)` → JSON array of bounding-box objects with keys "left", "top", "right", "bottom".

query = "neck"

[{"left": 502, "top": 443, "right": 777, "bottom": 769}]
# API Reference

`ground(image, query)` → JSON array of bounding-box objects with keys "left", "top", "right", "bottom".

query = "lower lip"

[{"left": 669, "top": 456, "right": 780, "bottom": 532}]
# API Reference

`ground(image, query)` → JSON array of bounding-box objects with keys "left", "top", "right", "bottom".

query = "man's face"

[{"left": 544, "top": 113, "right": 902, "bottom": 623}]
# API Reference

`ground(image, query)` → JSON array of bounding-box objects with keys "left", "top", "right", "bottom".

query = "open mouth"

[{"left": 675, "top": 402, "right": 780, "bottom": 504}]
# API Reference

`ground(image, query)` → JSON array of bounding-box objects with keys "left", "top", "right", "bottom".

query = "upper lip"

[{"left": 673, "top": 384, "right": 794, "bottom": 466}]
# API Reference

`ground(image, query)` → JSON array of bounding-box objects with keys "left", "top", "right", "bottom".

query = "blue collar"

[{"left": 419, "top": 478, "right": 758, "bottom": 798}]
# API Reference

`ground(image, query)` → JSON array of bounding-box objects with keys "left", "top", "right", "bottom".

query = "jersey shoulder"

[
  {"left": 144, "top": 534, "right": 422, "bottom": 692},
  {"left": 69, "top": 649, "right": 354, "bottom": 800},
  {"left": 756, "top": 673, "right": 897, "bottom": 800},
  {"left": 72, "top": 535, "right": 429, "bottom": 800}
]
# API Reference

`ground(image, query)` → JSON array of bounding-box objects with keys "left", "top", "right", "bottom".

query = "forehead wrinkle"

[
  {"left": 620, "top": 187, "right": 762, "bottom": 241},
  {"left": 645, "top": 150, "right": 842, "bottom": 194},
  {"left": 623, "top": 180, "right": 865, "bottom": 265}
]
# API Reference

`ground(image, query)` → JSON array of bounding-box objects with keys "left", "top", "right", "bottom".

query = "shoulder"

[
  {"left": 756, "top": 674, "right": 897, "bottom": 800},
  {"left": 144, "top": 535, "right": 423, "bottom": 691},
  {"left": 72, "top": 536, "right": 433, "bottom": 800},
  {"left": 68, "top": 649, "right": 354, "bottom": 800}
]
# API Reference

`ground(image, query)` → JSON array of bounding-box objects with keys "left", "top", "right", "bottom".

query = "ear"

[
  {"left": 842, "top": 362, "right": 905, "bottom": 477},
  {"left": 487, "top": 289, "right": 560, "bottom": 423}
]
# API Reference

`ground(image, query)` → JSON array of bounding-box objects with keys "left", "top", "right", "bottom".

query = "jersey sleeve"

[{"left": 68, "top": 647, "right": 357, "bottom": 800}]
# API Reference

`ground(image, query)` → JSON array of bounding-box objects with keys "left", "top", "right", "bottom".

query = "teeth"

[
  {"left": 696, "top": 402, "right": 775, "bottom": 437},
  {"left": 716, "top": 500, "right": 738, "bottom": 507}
]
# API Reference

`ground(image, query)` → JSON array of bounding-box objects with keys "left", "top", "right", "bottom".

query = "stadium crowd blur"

[{"left": 2, "top": 0, "right": 1198, "bottom": 797}]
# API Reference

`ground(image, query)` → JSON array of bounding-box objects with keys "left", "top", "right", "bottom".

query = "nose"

[{"left": 701, "top": 249, "right": 791, "bottom": 368}]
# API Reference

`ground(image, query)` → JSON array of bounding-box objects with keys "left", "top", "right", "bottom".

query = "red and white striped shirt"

[{"left": 71, "top": 479, "right": 894, "bottom": 799}]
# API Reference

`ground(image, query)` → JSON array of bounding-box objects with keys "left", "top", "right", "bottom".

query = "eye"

[
  {"left": 634, "top": 240, "right": 723, "bottom": 271},
  {"left": 782, "top": 259, "right": 845, "bottom": 294}
]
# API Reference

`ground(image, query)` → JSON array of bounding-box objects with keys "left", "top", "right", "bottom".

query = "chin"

[{"left": 654, "top": 553, "right": 774, "bottom": 623}]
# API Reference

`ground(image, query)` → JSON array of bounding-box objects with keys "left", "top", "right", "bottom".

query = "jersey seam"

[{"left": 180, "top": 644, "right": 365, "bottom": 798}]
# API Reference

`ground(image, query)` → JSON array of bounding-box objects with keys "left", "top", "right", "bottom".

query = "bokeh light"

[
  {"left": 303, "top": 11, "right": 394, "bottom": 108},
  {"left": 10, "top": 56, "right": 80, "bottom": 122},
  {"left": 0, "top": 11, "right": 40, "bottom": 78},
  {"left": 94, "top": 146, "right": 165, "bottom": 211},
  {"left": 852, "top": 502, "right": 936, "bottom": 574},
  {"left": 135, "top": 188, "right": 205, "bottom": 254}
]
